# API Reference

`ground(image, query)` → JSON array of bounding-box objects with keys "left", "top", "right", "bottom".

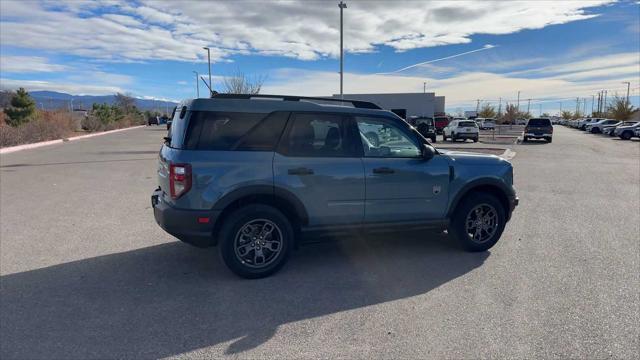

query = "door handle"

[
  {"left": 373, "top": 167, "right": 395, "bottom": 174},
  {"left": 288, "top": 167, "right": 314, "bottom": 175}
]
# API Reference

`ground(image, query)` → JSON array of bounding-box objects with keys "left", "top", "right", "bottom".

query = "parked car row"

[{"left": 560, "top": 117, "right": 640, "bottom": 140}]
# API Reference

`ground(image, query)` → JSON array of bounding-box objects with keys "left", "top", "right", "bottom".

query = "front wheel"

[
  {"left": 473, "top": 136, "right": 479, "bottom": 143},
  {"left": 449, "top": 193, "right": 506, "bottom": 252},
  {"left": 621, "top": 131, "right": 633, "bottom": 140},
  {"left": 546, "top": 137, "right": 552, "bottom": 143},
  {"left": 431, "top": 135, "right": 437, "bottom": 143},
  {"left": 219, "top": 204, "right": 294, "bottom": 279},
  {"left": 442, "top": 134, "right": 447, "bottom": 141}
]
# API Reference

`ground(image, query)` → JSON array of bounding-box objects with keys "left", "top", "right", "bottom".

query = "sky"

[{"left": 0, "top": 0, "right": 639, "bottom": 114}]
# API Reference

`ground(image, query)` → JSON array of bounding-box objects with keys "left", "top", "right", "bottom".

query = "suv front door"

[
  {"left": 354, "top": 116, "right": 450, "bottom": 222},
  {"left": 273, "top": 112, "right": 364, "bottom": 226}
]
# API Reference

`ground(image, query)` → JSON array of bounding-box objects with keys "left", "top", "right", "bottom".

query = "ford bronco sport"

[{"left": 152, "top": 94, "right": 518, "bottom": 278}]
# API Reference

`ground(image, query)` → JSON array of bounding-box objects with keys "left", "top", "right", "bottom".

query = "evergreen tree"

[{"left": 4, "top": 88, "right": 36, "bottom": 127}]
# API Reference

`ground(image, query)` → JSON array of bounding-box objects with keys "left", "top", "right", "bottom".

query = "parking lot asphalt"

[{"left": 1, "top": 126, "right": 638, "bottom": 359}]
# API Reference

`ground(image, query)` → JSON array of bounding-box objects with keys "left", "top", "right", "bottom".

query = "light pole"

[
  {"left": 591, "top": 95, "right": 594, "bottom": 116},
  {"left": 622, "top": 81, "right": 631, "bottom": 106},
  {"left": 203, "top": 47, "right": 212, "bottom": 96},
  {"left": 559, "top": 102, "right": 562, "bottom": 116},
  {"left": 339, "top": 1, "right": 347, "bottom": 100},
  {"left": 423, "top": 81, "right": 426, "bottom": 94},
  {"left": 539, "top": 104, "right": 542, "bottom": 116},
  {"left": 193, "top": 71, "right": 200, "bottom": 98},
  {"left": 516, "top": 91, "right": 521, "bottom": 114}
]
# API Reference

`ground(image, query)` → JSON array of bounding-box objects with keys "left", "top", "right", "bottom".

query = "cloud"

[
  {"left": 261, "top": 52, "right": 640, "bottom": 108},
  {"left": 0, "top": 78, "right": 123, "bottom": 95},
  {"left": 0, "top": 0, "right": 614, "bottom": 62},
  {"left": 0, "top": 56, "right": 68, "bottom": 73}
]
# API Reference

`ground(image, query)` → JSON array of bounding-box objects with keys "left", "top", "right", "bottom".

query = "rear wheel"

[
  {"left": 431, "top": 135, "right": 437, "bottom": 143},
  {"left": 451, "top": 132, "right": 456, "bottom": 142},
  {"left": 442, "top": 133, "right": 448, "bottom": 141},
  {"left": 523, "top": 137, "right": 528, "bottom": 142},
  {"left": 473, "top": 136, "right": 479, "bottom": 143},
  {"left": 219, "top": 204, "right": 294, "bottom": 279},
  {"left": 449, "top": 193, "right": 506, "bottom": 252}
]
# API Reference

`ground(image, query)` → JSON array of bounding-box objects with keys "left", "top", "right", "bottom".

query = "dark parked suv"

[
  {"left": 152, "top": 94, "right": 518, "bottom": 278},
  {"left": 523, "top": 118, "right": 553, "bottom": 143}
]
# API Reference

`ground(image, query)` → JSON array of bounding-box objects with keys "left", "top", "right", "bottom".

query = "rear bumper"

[
  {"left": 454, "top": 133, "right": 479, "bottom": 139},
  {"left": 151, "top": 189, "right": 220, "bottom": 247},
  {"left": 524, "top": 133, "right": 552, "bottom": 138}
]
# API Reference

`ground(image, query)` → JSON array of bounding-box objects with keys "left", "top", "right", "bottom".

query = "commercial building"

[{"left": 331, "top": 92, "right": 445, "bottom": 118}]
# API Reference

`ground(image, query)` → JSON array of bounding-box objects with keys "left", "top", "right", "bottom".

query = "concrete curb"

[{"left": 0, "top": 125, "right": 146, "bottom": 155}]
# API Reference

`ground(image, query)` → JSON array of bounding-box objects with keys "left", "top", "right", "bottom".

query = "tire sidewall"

[
  {"left": 219, "top": 204, "right": 294, "bottom": 279},
  {"left": 450, "top": 193, "right": 506, "bottom": 252}
]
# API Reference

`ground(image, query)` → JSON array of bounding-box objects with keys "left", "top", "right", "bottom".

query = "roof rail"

[{"left": 210, "top": 93, "right": 382, "bottom": 110}]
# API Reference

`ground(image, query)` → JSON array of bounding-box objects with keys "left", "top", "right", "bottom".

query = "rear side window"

[
  {"left": 184, "top": 111, "right": 266, "bottom": 150},
  {"left": 528, "top": 118, "right": 551, "bottom": 127},
  {"left": 235, "top": 112, "right": 290, "bottom": 151}
]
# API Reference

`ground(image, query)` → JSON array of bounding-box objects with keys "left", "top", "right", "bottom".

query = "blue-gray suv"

[{"left": 152, "top": 94, "right": 518, "bottom": 278}]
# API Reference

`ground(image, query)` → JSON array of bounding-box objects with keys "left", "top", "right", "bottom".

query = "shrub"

[{"left": 1, "top": 110, "right": 74, "bottom": 147}]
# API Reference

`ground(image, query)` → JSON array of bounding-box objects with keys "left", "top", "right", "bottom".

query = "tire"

[
  {"left": 523, "top": 137, "right": 528, "bottom": 142},
  {"left": 473, "top": 137, "right": 478, "bottom": 143},
  {"left": 449, "top": 193, "right": 506, "bottom": 252},
  {"left": 621, "top": 131, "right": 632, "bottom": 140},
  {"left": 546, "top": 137, "right": 552, "bottom": 143},
  {"left": 219, "top": 204, "right": 294, "bottom": 279},
  {"left": 451, "top": 133, "right": 456, "bottom": 142},
  {"left": 442, "top": 134, "right": 447, "bottom": 141},
  {"left": 365, "top": 132, "right": 380, "bottom": 147},
  {"left": 431, "top": 135, "right": 437, "bottom": 143}
]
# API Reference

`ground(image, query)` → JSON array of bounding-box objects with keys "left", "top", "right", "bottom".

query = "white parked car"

[
  {"left": 476, "top": 118, "right": 496, "bottom": 130},
  {"left": 443, "top": 120, "right": 480, "bottom": 142},
  {"left": 515, "top": 118, "right": 528, "bottom": 125},
  {"left": 602, "top": 122, "right": 623, "bottom": 136},
  {"left": 585, "top": 119, "right": 619, "bottom": 133},
  {"left": 578, "top": 118, "right": 605, "bottom": 130},
  {"left": 614, "top": 121, "right": 640, "bottom": 140}
]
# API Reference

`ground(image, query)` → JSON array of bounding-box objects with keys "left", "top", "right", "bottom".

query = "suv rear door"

[
  {"left": 273, "top": 112, "right": 365, "bottom": 226},
  {"left": 354, "top": 115, "right": 450, "bottom": 222}
]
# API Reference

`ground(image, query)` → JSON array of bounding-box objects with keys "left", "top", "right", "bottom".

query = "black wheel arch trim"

[
  {"left": 447, "top": 178, "right": 514, "bottom": 218},
  {"left": 212, "top": 185, "right": 309, "bottom": 225}
]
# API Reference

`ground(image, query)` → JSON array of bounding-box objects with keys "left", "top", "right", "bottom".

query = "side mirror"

[{"left": 422, "top": 144, "right": 435, "bottom": 161}]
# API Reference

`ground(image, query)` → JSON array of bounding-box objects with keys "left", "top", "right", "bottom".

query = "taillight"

[{"left": 169, "top": 163, "right": 192, "bottom": 199}]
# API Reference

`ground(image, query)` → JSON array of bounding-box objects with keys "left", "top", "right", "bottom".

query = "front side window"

[
  {"left": 281, "top": 113, "right": 355, "bottom": 157},
  {"left": 355, "top": 116, "right": 421, "bottom": 158}
]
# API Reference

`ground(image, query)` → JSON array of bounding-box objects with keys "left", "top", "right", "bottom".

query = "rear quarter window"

[{"left": 184, "top": 111, "right": 280, "bottom": 151}]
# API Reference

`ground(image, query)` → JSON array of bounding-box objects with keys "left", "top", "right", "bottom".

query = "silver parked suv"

[{"left": 152, "top": 94, "right": 518, "bottom": 278}]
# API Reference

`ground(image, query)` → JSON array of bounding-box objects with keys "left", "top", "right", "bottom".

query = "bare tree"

[
  {"left": 114, "top": 93, "right": 136, "bottom": 113},
  {"left": 222, "top": 70, "right": 265, "bottom": 94},
  {"left": 478, "top": 104, "right": 497, "bottom": 118},
  {"left": 607, "top": 94, "right": 635, "bottom": 121}
]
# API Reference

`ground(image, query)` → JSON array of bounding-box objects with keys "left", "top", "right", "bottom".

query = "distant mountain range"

[{"left": 27, "top": 91, "right": 178, "bottom": 112}]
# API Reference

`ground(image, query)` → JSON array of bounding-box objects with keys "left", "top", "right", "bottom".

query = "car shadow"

[{"left": 1, "top": 232, "right": 489, "bottom": 358}]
